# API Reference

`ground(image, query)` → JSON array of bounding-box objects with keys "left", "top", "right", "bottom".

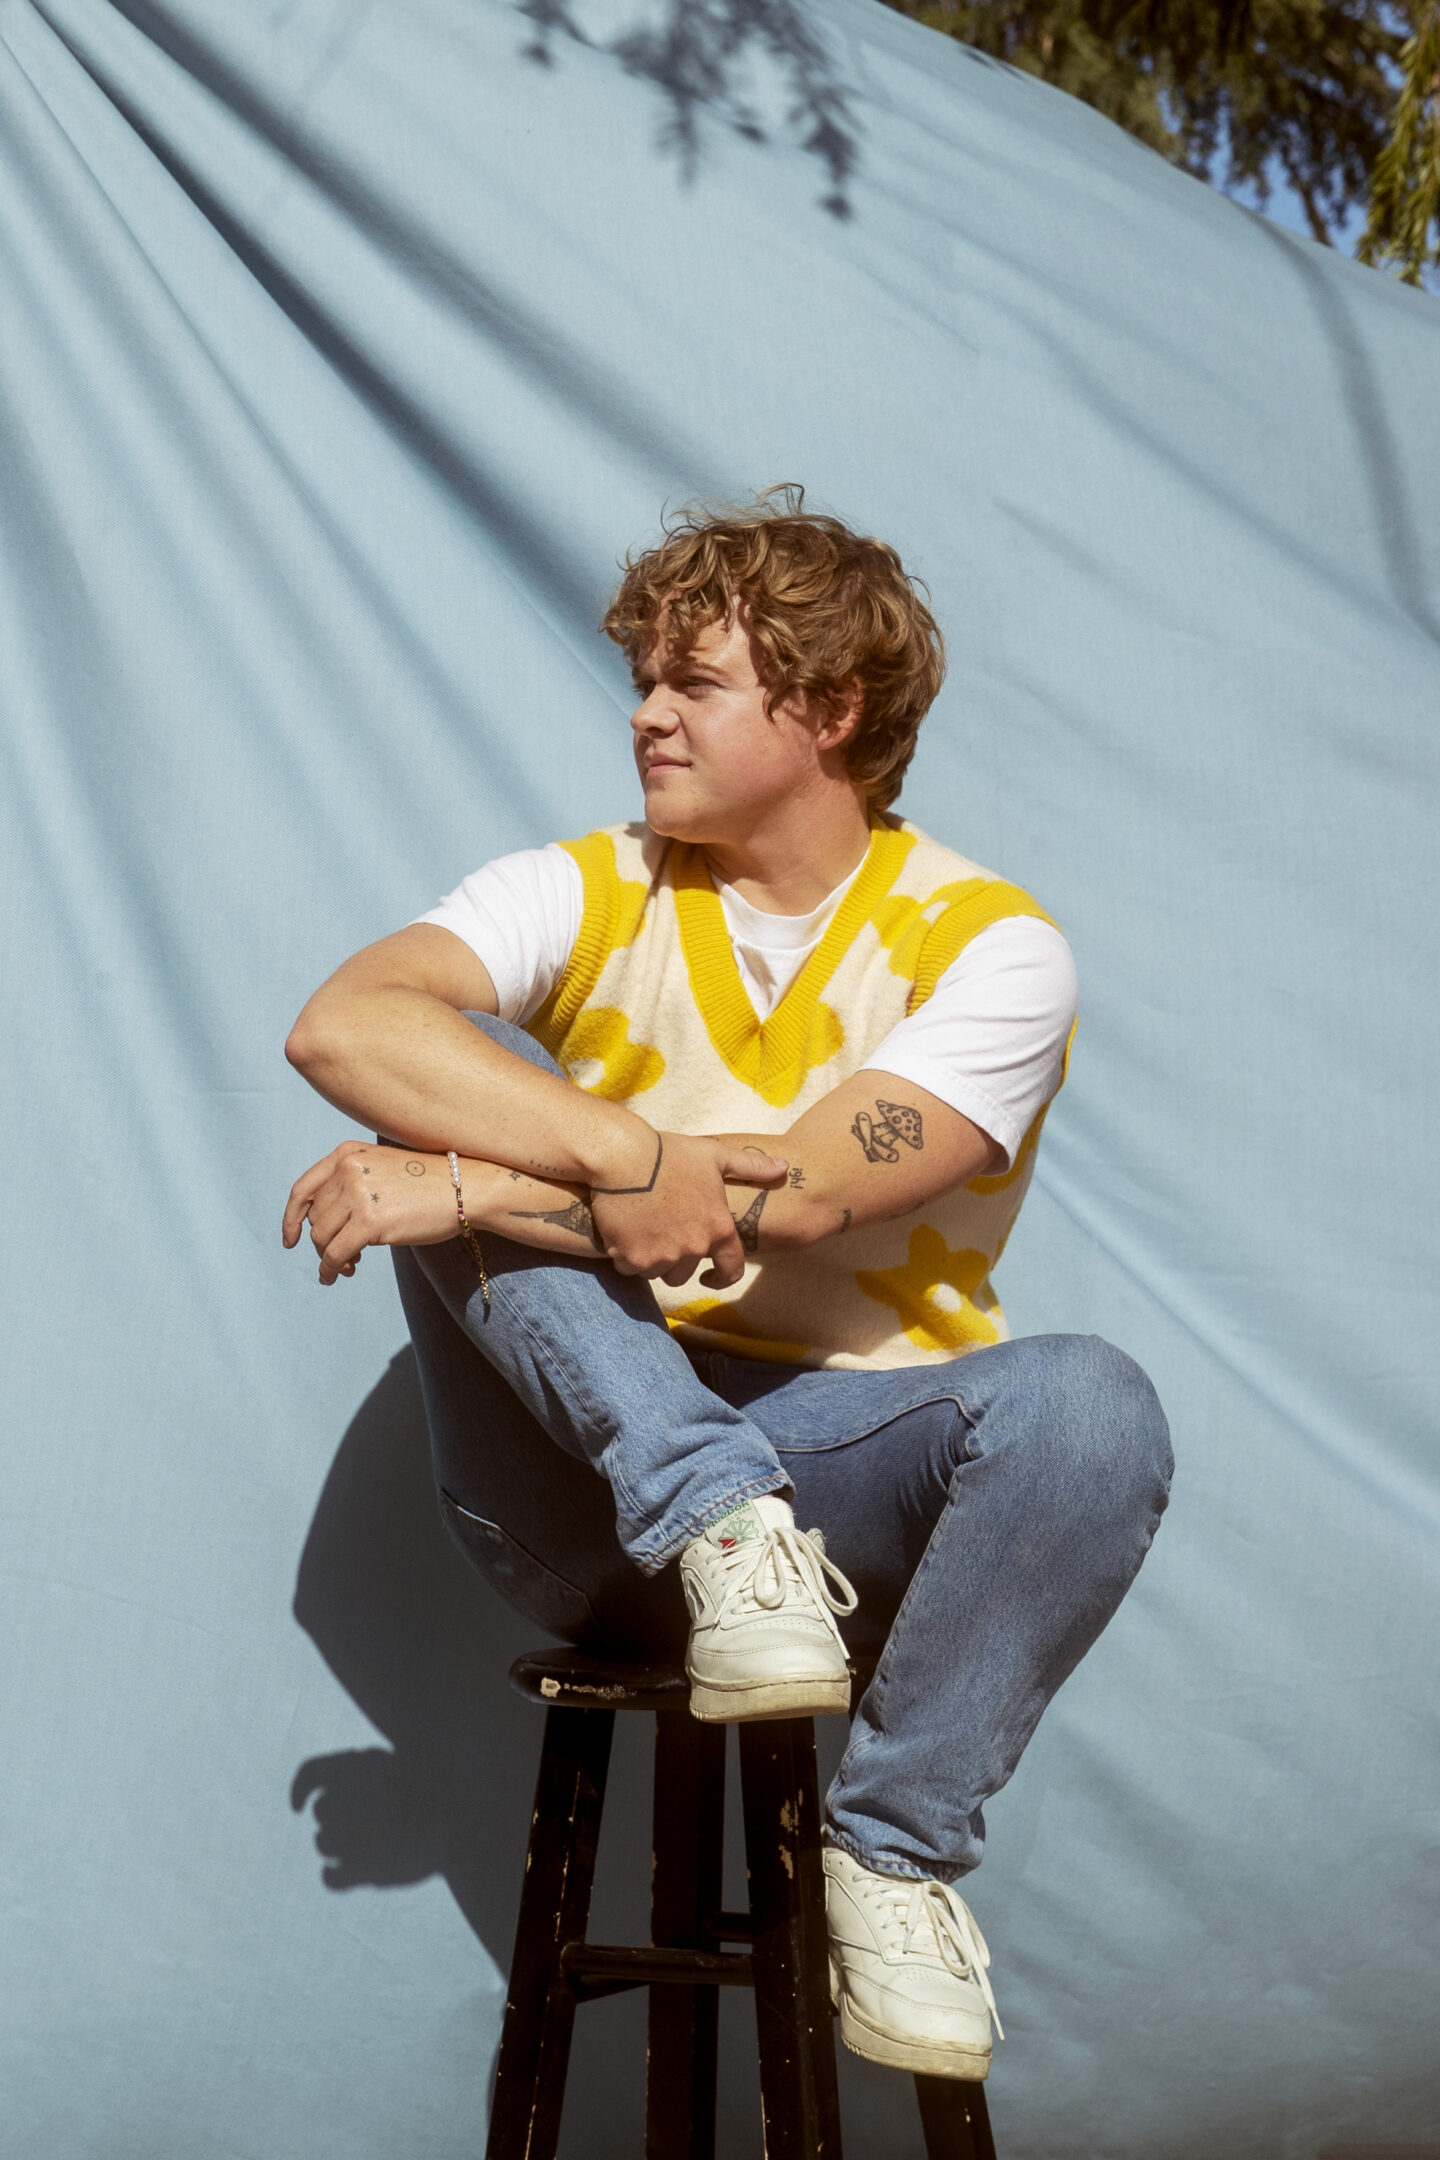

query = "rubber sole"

[
  {"left": 687, "top": 1672, "right": 853, "bottom": 1722},
  {"left": 836, "top": 1993, "right": 992, "bottom": 2082}
]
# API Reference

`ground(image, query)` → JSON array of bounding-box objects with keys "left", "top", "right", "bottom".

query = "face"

[{"left": 630, "top": 614, "right": 846, "bottom": 845}]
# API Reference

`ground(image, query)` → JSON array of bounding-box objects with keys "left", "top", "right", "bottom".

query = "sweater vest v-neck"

[{"left": 527, "top": 816, "right": 1067, "bottom": 1371}]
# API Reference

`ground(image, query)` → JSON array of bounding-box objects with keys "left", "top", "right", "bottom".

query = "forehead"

[{"left": 639, "top": 612, "right": 750, "bottom": 678}]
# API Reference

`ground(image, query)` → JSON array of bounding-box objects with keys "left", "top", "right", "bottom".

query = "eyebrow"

[{"left": 633, "top": 659, "right": 728, "bottom": 687}]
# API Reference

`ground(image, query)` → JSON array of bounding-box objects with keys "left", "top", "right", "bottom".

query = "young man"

[{"left": 282, "top": 494, "right": 1171, "bottom": 2082}]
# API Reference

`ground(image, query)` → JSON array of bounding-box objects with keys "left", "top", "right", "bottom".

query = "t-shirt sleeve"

[
  {"left": 858, "top": 916, "right": 1078, "bottom": 1169},
  {"left": 411, "top": 842, "right": 583, "bottom": 1025}
]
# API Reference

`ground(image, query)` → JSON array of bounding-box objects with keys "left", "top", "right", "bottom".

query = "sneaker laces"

[
  {"left": 907, "top": 1882, "right": 1003, "bottom": 2039},
  {"left": 849, "top": 1870, "right": 1003, "bottom": 2039},
  {"left": 727, "top": 1521, "right": 859, "bottom": 1618}
]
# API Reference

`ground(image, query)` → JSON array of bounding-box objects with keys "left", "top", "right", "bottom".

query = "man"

[{"left": 282, "top": 491, "right": 1171, "bottom": 2082}]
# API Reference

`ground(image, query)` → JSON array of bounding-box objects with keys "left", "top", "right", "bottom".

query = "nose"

[{"left": 631, "top": 684, "right": 678, "bottom": 739}]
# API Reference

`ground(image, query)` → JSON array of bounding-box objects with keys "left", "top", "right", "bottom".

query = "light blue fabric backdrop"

[{"left": 2, "top": 0, "right": 1437, "bottom": 2152}]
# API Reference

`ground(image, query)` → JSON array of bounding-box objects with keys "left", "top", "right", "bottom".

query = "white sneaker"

[
  {"left": 824, "top": 1844, "right": 1003, "bottom": 2080},
  {"left": 679, "top": 1494, "right": 858, "bottom": 1722}
]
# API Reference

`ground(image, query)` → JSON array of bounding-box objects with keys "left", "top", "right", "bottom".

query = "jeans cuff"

[
  {"left": 821, "top": 1825, "right": 964, "bottom": 1887},
  {"left": 622, "top": 1472, "right": 793, "bottom": 1575}
]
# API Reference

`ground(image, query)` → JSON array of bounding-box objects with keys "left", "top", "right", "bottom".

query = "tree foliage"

[
  {"left": 1358, "top": 1, "right": 1440, "bottom": 278},
  {"left": 883, "top": 0, "right": 1439, "bottom": 282}
]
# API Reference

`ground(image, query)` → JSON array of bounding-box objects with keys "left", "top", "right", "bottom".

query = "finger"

[
  {"left": 318, "top": 1221, "right": 367, "bottom": 1286},
  {"left": 702, "top": 1224, "right": 746, "bottom": 1290},
  {"left": 717, "top": 1148, "right": 788, "bottom": 1186},
  {"left": 305, "top": 1189, "right": 349, "bottom": 1257},
  {"left": 282, "top": 1145, "right": 361, "bottom": 1244},
  {"left": 659, "top": 1259, "right": 700, "bottom": 1288}
]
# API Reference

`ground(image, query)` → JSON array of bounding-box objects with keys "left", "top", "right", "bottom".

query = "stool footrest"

[
  {"left": 705, "top": 1908, "right": 757, "bottom": 1942},
  {"left": 561, "top": 1941, "right": 754, "bottom": 2001}
]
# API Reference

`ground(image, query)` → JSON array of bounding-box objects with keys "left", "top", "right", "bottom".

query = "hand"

[
  {"left": 590, "top": 1132, "right": 788, "bottom": 1292},
  {"left": 282, "top": 1141, "right": 458, "bottom": 1285}
]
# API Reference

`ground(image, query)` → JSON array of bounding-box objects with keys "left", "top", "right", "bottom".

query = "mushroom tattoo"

[{"left": 850, "top": 1098, "right": 925, "bottom": 1164}]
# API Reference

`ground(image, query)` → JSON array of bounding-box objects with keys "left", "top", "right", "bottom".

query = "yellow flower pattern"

[
  {"left": 666, "top": 1298, "right": 811, "bottom": 1365},
  {"left": 854, "top": 1226, "right": 1001, "bottom": 1353},
  {"left": 561, "top": 1006, "right": 665, "bottom": 1101},
  {"left": 532, "top": 820, "right": 1059, "bottom": 1369}
]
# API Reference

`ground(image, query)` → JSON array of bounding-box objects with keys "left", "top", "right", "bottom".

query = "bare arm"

[
  {"left": 282, "top": 925, "right": 786, "bottom": 1286},
  {"left": 284, "top": 924, "right": 660, "bottom": 1187},
  {"left": 714, "top": 1071, "right": 1006, "bottom": 1256}
]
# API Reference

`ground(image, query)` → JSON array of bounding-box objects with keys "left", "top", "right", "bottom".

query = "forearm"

[
  {"left": 287, "top": 984, "right": 656, "bottom": 1186},
  {"left": 715, "top": 1075, "right": 1002, "bottom": 1256},
  {"left": 455, "top": 1156, "right": 606, "bottom": 1258}
]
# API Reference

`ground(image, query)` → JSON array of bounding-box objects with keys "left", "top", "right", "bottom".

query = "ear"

[{"left": 813, "top": 677, "right": 863, "bottom": 751}]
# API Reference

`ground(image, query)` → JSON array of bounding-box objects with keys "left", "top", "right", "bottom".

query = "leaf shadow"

[{"left": 516, "top": 0, "right": 861, "bottom": 216}]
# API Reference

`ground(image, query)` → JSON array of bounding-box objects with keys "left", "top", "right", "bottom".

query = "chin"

[{"left": 642, "top": 787, "right": 706, "bottom": 842}]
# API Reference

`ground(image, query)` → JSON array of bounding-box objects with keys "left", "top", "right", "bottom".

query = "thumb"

[{"left": 717, "top": 1146, "right": 789, "bottom": 1186}]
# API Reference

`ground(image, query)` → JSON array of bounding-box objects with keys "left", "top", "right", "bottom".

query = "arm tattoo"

[
  {"left": 591, "top": 1132, "right": 664, "bottom": 1196},
  {"left": 508, "top": 1199, "right": 602, "bottom": 1249},
  {"left": 850, "top": 1099, "right": 924, "bottom": 1165},
  {"left": 733, "top": 1189, "right": 768, "bottom": 1255}
]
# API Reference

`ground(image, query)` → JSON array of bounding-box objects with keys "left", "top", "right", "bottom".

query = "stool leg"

[
  {"left": 486, "top": 1705, "right": 615, "bottom": 2160},
  {"left": 739, "top": 1719, "right": 844, "bottom": 2160},
  {"left": 645, "top": 1713, "right": 725, "bottom": 2160},
  {"left": 915, "top": 2073, "right": 998, "bottom": 2160}
]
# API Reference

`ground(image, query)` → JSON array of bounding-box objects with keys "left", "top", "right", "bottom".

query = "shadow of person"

[
  {"left": 290, "top": 1345, "right": 543, "bottom": 1958},
  {"left": 288, "top": 1344, "right": 926, "bottom": 2151}
]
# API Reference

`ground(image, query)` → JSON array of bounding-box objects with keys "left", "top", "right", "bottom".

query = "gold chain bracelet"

[{"left": 445, "top": 1151, "right": 491, "bottom": 1311}]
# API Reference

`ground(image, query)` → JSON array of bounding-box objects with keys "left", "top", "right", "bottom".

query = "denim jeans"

[{"left": 394, "top": 1014, "right": 1173, "bottom": 1882}]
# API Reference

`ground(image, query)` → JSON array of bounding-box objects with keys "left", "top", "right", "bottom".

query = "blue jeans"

[{"left": 394, "top": 1015, "right": 1173, "bottom": 1881}]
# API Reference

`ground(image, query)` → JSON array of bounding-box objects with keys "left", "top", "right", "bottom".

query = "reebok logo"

[{"left": 709, "top": 1502, "right": 761, "bottom": 1547}]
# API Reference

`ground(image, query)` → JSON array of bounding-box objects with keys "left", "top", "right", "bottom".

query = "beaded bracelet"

[{"left": 446, "top": 1151, "right": 491, "bottom": 1310}]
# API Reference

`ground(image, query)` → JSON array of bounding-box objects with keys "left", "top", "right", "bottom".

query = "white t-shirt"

[{"left": 416, "top": 843, "right": 1077, "bottom": 1168}]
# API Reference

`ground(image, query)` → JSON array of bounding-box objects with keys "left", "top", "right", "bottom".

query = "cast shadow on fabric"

[
  {"left": 287, "top": 1346, "right": 864, "bottom": 2151},
  {"left": 515, "top": 0, "right": 860, "bottom": 215},
  {"left": 289, "top": 1347, "right": 546, "bottom": 1959}
]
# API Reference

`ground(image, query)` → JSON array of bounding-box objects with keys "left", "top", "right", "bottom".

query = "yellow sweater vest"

[{"left": 528, "top": 816, "right": 1067, "bottom": 1371}]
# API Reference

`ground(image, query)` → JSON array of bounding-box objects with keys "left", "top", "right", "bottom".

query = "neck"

[{"left": 699, "top": 785, "right": 875, "bottom": 915}]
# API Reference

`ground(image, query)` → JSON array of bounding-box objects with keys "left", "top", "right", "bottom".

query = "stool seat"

[
  {"left": 489, "top": 1646, "right": 997, "bottom": 2160},
  {"left": 509, "top": 1645, "right": 877, "bottom": 1714},
  {"left": 509, "top": 1647, "right": 690, "bottom": 1712}
]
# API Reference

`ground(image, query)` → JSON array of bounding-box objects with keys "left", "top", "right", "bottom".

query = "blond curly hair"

[{"left": 602, "top": 487, "right": 945, "bottom": 811}]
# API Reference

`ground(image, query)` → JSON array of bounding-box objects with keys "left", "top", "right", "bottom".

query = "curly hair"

[{"left": 601, "top": 487, "right": 945, "bottom": 811}]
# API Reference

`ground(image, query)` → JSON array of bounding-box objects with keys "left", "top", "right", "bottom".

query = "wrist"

[{"left": 582, "top": 1110, "right": 661, "bottom": 1192}]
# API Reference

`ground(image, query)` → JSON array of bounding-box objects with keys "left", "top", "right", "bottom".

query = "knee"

[
  {"left": 1078, "top": 1337, "right": 1173, "bottom": 1499},
  {"left": 459, "top": 1008, "right": 565, "bottom": 1080},
  {"left": 1012, "top": 1334, "right": 1173, "bottom": 1498}
]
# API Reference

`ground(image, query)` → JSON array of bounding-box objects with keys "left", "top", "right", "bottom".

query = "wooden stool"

[{"left": 487, "top": 1647, "right": 997, "bottom": 2160}]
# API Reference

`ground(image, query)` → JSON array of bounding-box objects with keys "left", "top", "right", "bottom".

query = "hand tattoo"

[
  {"left": 787, "top": 1165, "right": 806, "bottom": 1189},
  {"left": 508, "top": 1200, "right": 602, "bottom": 1250},
  {"left": 405, "top": 1160, "right": 427, "bottom": 1177},
  {"left": 840, "top": 1208, "right": 852, "bottom": 1234},
  {"left": 850, "top": 1099, "right": 924, "bottom": 1165},
  {"left": 733, "top": 1189, "right": 768, "bottom": 1255}
]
